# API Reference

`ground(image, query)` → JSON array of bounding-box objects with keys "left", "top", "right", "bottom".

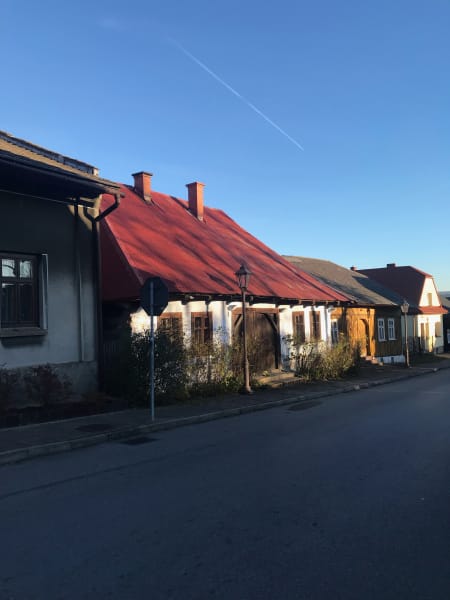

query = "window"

[
  {"left": 387, "top": 318, "right": 396, "bottom": 340},
  {"left": 191, "top": 312, "right": 212, "bottom": 345},
  {"left": 158, "top": 313, "right": 183, "bottom": 339},
  {"left": 435, "top": 321, "right": 442, "bottom": 337},
  {"left": 427, "top": 293, "right": 433, "bottom": 306},
  {"left": 292, "top": 312, "right": 305, "bottom": 344},
  {"left": 1, "top": 254, "right": 45, "bottom": 333},
  {"left": 331, "top": 319, "right": 339, "bottom": 344},
  {"left": 309, "top": 310, "right": 322, "bottom": 340},
  {"left": 377, "top": 318, "right": 386, "bottom": 342}
]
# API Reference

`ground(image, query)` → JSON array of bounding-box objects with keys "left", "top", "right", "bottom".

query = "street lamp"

[
  {"left": 401, "top": 300, "right": 410, "bottom": 368},
  {"left": 235, "top": 263, "right": 253, "bottom": 394}
]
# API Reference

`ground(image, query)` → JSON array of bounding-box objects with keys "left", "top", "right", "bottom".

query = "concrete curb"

[{"left": 0, "top": 365, "right": 443, "bottom": 467}]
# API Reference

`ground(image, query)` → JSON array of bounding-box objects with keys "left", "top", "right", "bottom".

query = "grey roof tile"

[{"left": 284, "top": 256, "right": 404, "bottom": 306}]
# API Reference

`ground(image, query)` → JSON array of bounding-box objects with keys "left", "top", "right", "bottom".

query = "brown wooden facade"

[{"left": 331, "top": 306, "right": 403, "bottom": 360}]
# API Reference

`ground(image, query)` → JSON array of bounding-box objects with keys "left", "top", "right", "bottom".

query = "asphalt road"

[{"left": 2, "top": 369, "right": 450, "bottom": 600}]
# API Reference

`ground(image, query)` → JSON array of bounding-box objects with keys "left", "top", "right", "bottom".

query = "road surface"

[{"left": 2, "top": 369, "right": 450, "bottom": 599}]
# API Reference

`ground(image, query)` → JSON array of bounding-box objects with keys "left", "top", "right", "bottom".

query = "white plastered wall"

[
  {"left": 130, "top": 300, "right": 332, "bottom": 368},
  {"left": 419, "top": 277, "right": 441, "bottom": 307},
  {"left": 416, "top": 277, "right": 444, "bottom": 352}
]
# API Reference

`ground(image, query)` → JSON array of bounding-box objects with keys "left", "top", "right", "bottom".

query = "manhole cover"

[
  {"left": 289, "top": 400, "right": 322, "bottom": 412},
  {"left": 76, "top": 423, "right": 115, "bottom": 433},
  {"left": 120, "top": 436, "right": 158, "bottom": 446}
]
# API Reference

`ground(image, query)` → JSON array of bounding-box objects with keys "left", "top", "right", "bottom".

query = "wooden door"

[
  {"left": 233, "top": 310, "right": 280, "bottom": 373},
  {"left": 356, "top": 319, "right": 370, "bottom": 356}
]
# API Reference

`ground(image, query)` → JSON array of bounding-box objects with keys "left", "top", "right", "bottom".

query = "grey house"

[{"left": 0, "top": 130, "right": 120, "bottom": 400}]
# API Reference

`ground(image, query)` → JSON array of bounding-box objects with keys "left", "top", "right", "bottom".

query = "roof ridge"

[{"left": 0, "top": 130, "right": 97, "bottom": 175}]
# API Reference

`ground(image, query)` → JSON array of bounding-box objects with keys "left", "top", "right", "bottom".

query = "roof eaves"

[
  {"left": 0, "top": 148, "right": 119, "bottom": 193},
  {"left": 0, "top": 130, "right": 98, "bottom": 173}
]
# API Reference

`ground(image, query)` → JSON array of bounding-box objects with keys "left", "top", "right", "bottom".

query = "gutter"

[{"left": 0, "top": 187, "right": 97, "bottom": 208}]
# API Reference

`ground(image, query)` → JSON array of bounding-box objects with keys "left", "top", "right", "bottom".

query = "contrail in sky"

[{"left": 169, "top": 38, "right": 304, "bottom": 152}]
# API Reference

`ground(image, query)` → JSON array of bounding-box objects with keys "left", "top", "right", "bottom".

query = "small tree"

[
  {"left": 104, "top": 325, "right": 189, "bottom": 405},
  {"left": 154, "top": 327, "right": 189, "bottom": 402}
]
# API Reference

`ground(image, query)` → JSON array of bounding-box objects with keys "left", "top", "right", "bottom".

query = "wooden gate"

[{"left": 233, "top": 309, "right": 280, "bottom": 373}]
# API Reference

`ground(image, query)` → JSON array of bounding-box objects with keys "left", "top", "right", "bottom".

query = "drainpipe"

[
  {"left": 83, "top": 193, "right": 121, "bottom": 390},
  {"left": 74, "top": 204, "right": 84, "bottom": 362}
]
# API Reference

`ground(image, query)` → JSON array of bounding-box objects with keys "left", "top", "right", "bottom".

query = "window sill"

[{"left": 0, "top": 327, "right": 47, "bottom": 339}]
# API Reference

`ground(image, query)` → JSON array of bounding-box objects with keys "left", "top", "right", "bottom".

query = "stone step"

[{"left": 257, "top": 371, "right": 299, "bottom": 388}]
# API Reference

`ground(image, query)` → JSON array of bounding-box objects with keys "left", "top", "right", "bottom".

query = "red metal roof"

[{"left": 101, "top": 184, "right": 349, "bottom": 303}]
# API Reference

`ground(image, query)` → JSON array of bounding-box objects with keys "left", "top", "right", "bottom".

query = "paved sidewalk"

[{"left": 1, "top": 360, "right": 449, "bottom": 467}]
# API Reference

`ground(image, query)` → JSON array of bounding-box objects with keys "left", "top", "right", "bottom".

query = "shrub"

[
  {"left": 186, "top": 333, "right": 242, "bottom": 396},
  {"left": 105, "top": 326, "right": 190, "bottom": 405},
  {"left": 106, "top": 323, "right": 364, "bottom": 403},
  {"left": 151, "top": 327, "right": 189, "bottom": 402},
  {"left": 104, "top": 326, "right": 245, "bottom": 404},
  {"left": 290, "top": 337, "right": 360, "bottom": 381},
  {"left": 0, "top": 365, "right": 19, "bottom": 411},
  {"left": 23, "top": 364, "right": 72, "bottom": 406}
]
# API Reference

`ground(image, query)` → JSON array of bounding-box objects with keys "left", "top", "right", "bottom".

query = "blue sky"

[{"left": 2, "top": 0, "right": 450, "bottom": 289}]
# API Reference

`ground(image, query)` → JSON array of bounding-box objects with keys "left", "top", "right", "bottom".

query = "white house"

[{"left": 100, "top": 173, "right": 349, "bottom": 373}]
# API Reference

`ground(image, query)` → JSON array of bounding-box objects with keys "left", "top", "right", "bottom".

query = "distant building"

[
  {"left": 285, "top": 256, "right": 405, "bottom": 363},
  {"left": 438, "top": 292, "right": 450, "bottom": 352},
  {"left": 358, "top": 264, "right": 446, "bottom": 354}
]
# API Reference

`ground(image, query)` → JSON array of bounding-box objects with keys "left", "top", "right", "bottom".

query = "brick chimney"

[
  {"left": 350, "top": 266, "right": 357, "bottom": 271},
  {"left": 387, "top": 263, "right": 396, "bottom": 269},
  {"left": 132, "top": 171, "right": 152, "bottom": 203},
  {"left": 186, "top": 181, "right": 205, "bottom": 221}
]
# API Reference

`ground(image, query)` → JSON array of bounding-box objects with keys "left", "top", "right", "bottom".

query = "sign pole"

[
  {"left": 140, "top": 275, "right": 168, "bottom": 421},
  {"left": 150, "top": 280, "right": 155, "bottom": 421}
]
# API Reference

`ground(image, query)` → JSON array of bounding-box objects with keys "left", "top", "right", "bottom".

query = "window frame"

[
  {"left": 387, "top": 318, "right": 396, "bottom": 340},
  {"left": 292, "top": 311, "right": 306, "bottom": 345},
  {"left": 0, "top": 252, "right": 48, "bottom": 337},
  {"left": 377, "top": 318, "right": 386, "bottom": 342},
  {"left": 191, "top": 312, "right": 212, "bottom": 346},
  {"left": 331, "top": 319, "right": 339, "bottom": 344},
  {"left": 309, "top": 310, "right": 322, "bottom": 341},
  {"left": 158, "top": 312, "right": 183, "bottom": 339}
]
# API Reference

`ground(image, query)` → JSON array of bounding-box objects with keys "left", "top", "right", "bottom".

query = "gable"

[
  {"left": 419, "top": 277, "right": 441, "bottom": 308},
  {"left": 359, "top": 265, "right": 446, "bottom": 315}
]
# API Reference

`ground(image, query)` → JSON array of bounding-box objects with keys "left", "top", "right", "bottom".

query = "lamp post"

[
  {"left": 401, "top": 300, "right": 410, "bottom": 368},
  {"left": 235, "top": 263, "right": 253, "bottom": 394}
]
